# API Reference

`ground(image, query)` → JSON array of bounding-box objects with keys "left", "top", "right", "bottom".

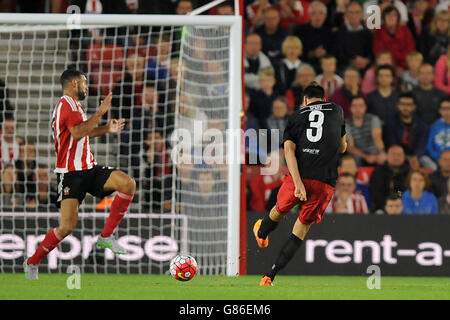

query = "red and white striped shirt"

[
  {"left": 52, "top": 95, "right": 96, "bottom": 173},
  {"left": 326, "top": 192, "right": 369, "bottom": 214}
]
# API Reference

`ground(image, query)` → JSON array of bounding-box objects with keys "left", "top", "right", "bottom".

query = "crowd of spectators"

[
  {"left": 1, "top": 0, "right": 450, "bottom": 215},
  {"left": 242, "top": 0, "right": 450, "bottom": 215}
]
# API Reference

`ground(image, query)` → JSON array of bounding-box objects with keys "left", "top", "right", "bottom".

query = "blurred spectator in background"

[
  {"left": 111, "top": 54, "right": 145, "bottom": 122},
  {"left": 435, "top": 0, "right": 450, "bottom": 14},
  {"left": 111, "top": 54, "right": 145, "bottom": 177},
  {"left": 248, "top": 68, "right": 281, "bottom": 130},
  {"left": 170, "top": 93, "right": 208, "bottom": 148},
  {"left": 146, "top": 34, "right": 171, "bottom": 81},
  {"left": 243, "top": 92, "right": 259, "bottom": 131},
  {"left": 195, "top": 170, "right": 219, "bottom": 207},
  {"left": 325, "top": 0, "right": 349, "bottom": 31},
  {"left": 331, "top": 66, "right": 363, "bottom": 118},
  {"left": 367, "top": 64, "right": 399, "bottom": 132},
  {"left": 285, "top": 63, "right": 316, "bottom": 110},
  {"left": 430, "top": 150, "right": 450, "bottom": 199},
  {"left": 346, "top": 96, "right": 386, "bottom": 166},
  {"left": 434, "top": 44, "right": 450, "bottom": 95},
  {"left": 407, "top": 0, "right": 434, "bottom": 40},
  {"left": 370, "top": 145, "right": 410, "bottom": 211},
  {"left": 0, "top": 79, "right": 14, "bottom": 127},
  {"left": 255, "top": 6, "right": 288, "bottom": 64},
  {"left": 35, "top": 164, "right": 58, "bottom": 212},
  {"left": 339, "top": 154, "right": 371, "bottom": 208},
  {"left": 175, "top": 0, "right": 193, "bottom": 14},
  {"left": 399, "top": 51, "right": 423, "bottom": 92},
  {"left": 142, "top": 82, "right": 163, "bottom": 130},
  {"left": 386, "top": 93, "right": 428, "bottom": 171},
  {"left": 361, "top": 50, "right": 394, "bottom": 96},
  {"left": 437, "top": 177, "right": 450, "bottom": 214},
  {"left": 246, "top": 0, "right": 273, "bottom": 31},
  {"left": 334, "top": 1, "right": 372, "bottom": 73},
  {"left": 215, "top": 1, "right": 234, "bottom": 15},
  {"left": 249, "top": 151, "right": 284, "bottom": 212},
  {"left": 1, "top": 163, "right": 23, "bottom": 211},
  {"left": 379, "top": 192, "right": 404, "bottom": 214},
  {"left": 244, "top": 33, "right": 273, "bottom": 90},
  {"left": 123, "top": 26, "right": 151, "bottom": 58},
  {"left": 276, "top": 0, "right": 310, "bottom": 30},
  {"left": 69, "top": 0, "right": 130, "bottom": 65},
  {"left": 425, "top": 96, "right": 450, "bottom": 168},
  {"left": 243, "top": 93, "right": 264, "bottom": 162},
  {"left": 363, "top": 0, "right": 409, "bottom": 25},
  {"left": 266, "top": 97, "right": 289, "bottom": 146},
  {"left": 418, "top": 10, "right": 449, "bottom": 65},
  {"left": 0, "top": 118, "right": 23, "bottom": 168},
  {"left": 274, "top": 36, "right": 304, "bottom": 94},
  {"left": 142, "top": 129, "right": 172, "bottom": 212},
  {"left": 15, "top": 142, "right": 37, "bottom": 204},
  {"left": 326, "top": 172, "right": 369, "bottom": 214},
  {"left": 71, "top": 0, "right": 130, "bottom": 14},
  {"left": 315, "top": 55, "right": 343, "bottom": 99},
  {"left": 176, "top": 152, "right": 194, "bottom": 191},
  {"left": 293, "top": 1, "right": 333, "bottom": 73},
  {"left": 402, "top": 170, "right": 438, "bottom": 214},
  {"left": 372, "top": 5, "right": 415, "bottom": 73},
  {"left": 138, "top": 0, "right": 177, "bottom": 14},
  {"left": 412, "top": 63, "right": 447, "bottom": 127}
]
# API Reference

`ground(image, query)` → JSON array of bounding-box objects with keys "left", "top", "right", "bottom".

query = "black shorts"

[{"left": 56, "top": 165, "right": 116, "bottom": 207}]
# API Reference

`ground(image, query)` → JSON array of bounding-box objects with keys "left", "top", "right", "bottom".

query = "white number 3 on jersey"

[{"left": 306, "top": 110, "right": 324, "bottom": 142}]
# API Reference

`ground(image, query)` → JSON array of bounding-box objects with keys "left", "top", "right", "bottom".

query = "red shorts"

[{"left": 275, "top": 175, "right": 335, "bottom": 225}]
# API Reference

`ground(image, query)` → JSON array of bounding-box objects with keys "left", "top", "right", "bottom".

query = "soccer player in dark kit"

[{"left": 253, "top": 82, "right": 347, "bottom": 286}]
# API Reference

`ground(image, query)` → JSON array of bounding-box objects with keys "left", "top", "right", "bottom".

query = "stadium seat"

[
  {"left": 87, "top": 44, "right": 125, "bottom": 97},
  {"left": 87, "top": 44, "right": 125, "bottom": 69},
  {"left": 357, "top": 166, "right": 376, "bottom": 184}
]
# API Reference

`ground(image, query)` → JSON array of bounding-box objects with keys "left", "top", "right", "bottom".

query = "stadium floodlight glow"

[{"left": 0, "top": 13, "right": 242, "bottom": 277}]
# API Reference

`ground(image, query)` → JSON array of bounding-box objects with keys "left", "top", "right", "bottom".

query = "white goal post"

[{"left": 0, "top": 12, "right": 242, "bottom": 277}]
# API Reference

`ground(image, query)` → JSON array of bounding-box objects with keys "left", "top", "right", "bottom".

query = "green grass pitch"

[{"left": 1, "top": 274, "right": 450, "bottom": 300}]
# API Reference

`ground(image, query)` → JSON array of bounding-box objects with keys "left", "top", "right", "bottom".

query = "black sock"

[
  {"left": 257, "top": 216, "right": 279, "bottom": 239},
  {"left": 267, "top": 233, "right": 303, "bottom": 281}
]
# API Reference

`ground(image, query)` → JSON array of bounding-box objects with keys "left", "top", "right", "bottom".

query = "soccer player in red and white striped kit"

[{"left": 24, "top": 69, "right": 136, "bottom": 279}]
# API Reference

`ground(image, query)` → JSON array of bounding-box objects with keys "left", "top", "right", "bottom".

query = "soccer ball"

[{"left": 169, "top": 254, "right": 198, "bottom": 281}]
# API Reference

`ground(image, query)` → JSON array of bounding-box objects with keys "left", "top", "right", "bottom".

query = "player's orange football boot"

[
  {"left": 259, "top": 276, "right": 273, "bottom": 286},
  {"left": 253, "top": 219, "right": 269, "bottom": 248}
]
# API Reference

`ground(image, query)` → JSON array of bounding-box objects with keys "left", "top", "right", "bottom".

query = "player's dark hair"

[
  {"left": 440, "top": 95, "right": 450, "bottom": 106},
  {"left": 349, "top": 95, "right": 366, "bottom": 106},
  {"left": 60, "top": 69, "right": 85, "bottom": 90},
  {"left": 303, "top": 82, "right": 325, "bottom": 99},
  {"left": 385, "top": 191, "right": 402, "bottom": 203},
  {"left": 381, "top": 5, "right": 400, "bottom": 22},
  {"left": 345, "top": 1, "right": 362, "bottom": 10},
  {"left": 398, "top": 92, "right": 416, "bottom": 105},
  {"left": 375, "top": 64, "right": 395, "bottom": 78}
]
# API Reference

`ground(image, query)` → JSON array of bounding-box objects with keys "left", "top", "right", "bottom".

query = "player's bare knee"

[{"left": 121, "top": 176, "right": 136, "bottom": 194}]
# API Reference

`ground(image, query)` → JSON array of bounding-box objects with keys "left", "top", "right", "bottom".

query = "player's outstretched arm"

[
  {"left": 69, "top": 92, "right": 112, "bottom": 140},
  {"left": 284, "top": 140, "right": 307, "bottom": 201}
]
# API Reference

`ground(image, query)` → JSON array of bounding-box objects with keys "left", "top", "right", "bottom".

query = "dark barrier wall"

[
  {"left": 0, "top": 213, "right": 185, "bottom": 274},
  {"left": 247, "top": 212, "right": 450, "bottom": 276}
]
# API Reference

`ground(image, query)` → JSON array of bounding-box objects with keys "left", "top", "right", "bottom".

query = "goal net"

[{"left": 0, "top": 13, "right": 242, "bottom": 276}]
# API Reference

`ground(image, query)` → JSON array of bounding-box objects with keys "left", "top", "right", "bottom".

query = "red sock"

[
  {"left": 101, "top": 192, "right": 134, "bottom": 237},
  {"left": 28, "top": 228, "right": 62, "bottom": 265}
]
